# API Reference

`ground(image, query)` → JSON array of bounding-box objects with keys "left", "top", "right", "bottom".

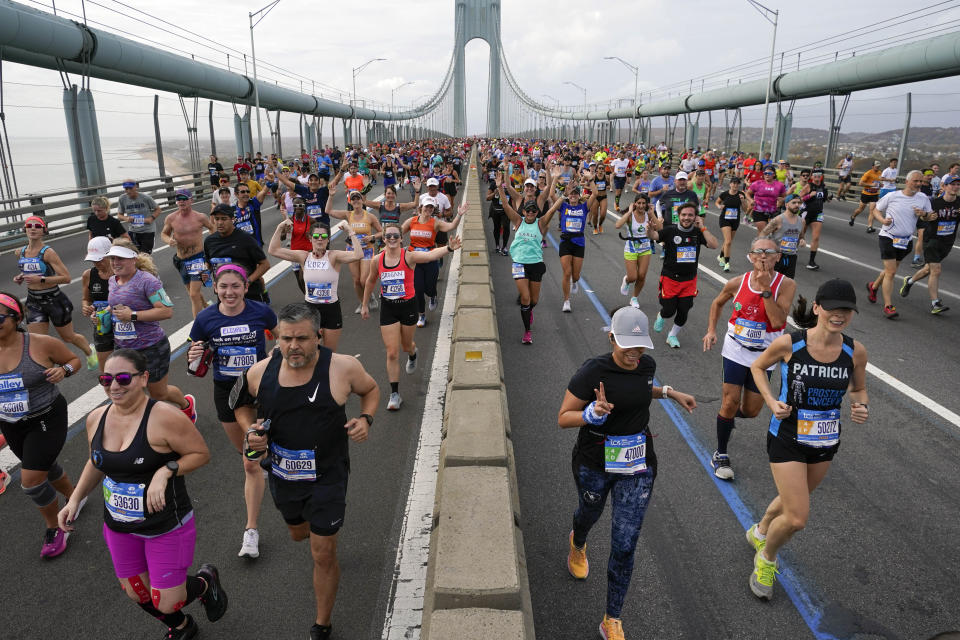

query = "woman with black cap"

[
  {"left": 557, "top": 306, "right": 697, "bottom": 640},
  {"left": 746, "top": 279, "right": 869, "bottom": 601}
]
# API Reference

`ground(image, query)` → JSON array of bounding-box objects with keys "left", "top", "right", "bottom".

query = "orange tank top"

[{"left": 408, "top": 217, "right": 437, "bottom": 250}]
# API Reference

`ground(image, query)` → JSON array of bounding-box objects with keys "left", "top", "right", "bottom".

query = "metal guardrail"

[{"left": 0, "top": 172, "right": 217, "bottom": 252}]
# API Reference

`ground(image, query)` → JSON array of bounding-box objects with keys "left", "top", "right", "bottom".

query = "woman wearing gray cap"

[
  {"left": 745, "top": 279, "right": 868, "bottom": 601},
  {"left": 557, "top": 306, "right": 697, "bottom": 640}
]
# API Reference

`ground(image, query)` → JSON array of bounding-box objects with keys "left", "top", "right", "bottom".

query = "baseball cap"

[
  {"left": 426, "top": 177, "right": 440, "bottom": 187},
  {"left": 523, "top": 178, "right": 537, "bottom": 187},
  {"left": 944, "top": 175, "right": 959, "bottom": 185},
  {"left": 609, "top": 307, "right": 654, "bottom": 349},
  {"left": 815, "top": 279, "right": 858, "bottom": 312},
  {"left": 175, "top": 189, "right": 192, "bottom": 200},
  {"left": 873, "top": 160, "right": 881, "bottom": 167},
  {"left": 211, "top": 204, "right": 235, "bottom": 218},
  {"left": 105, "top": 245, "right": 138, "bottom": 259},
  {"left": 85, "top": 236, "right": 112, "bottom": 262},
  {"left": 420, "top": 195, "right": 438, "bottom": 208},
  {"left": 675, "top": 171, "right": 689, "bottom": 180}
]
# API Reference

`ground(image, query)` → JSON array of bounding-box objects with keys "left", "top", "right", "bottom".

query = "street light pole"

[
  {"left": 249, "top": 0, "right": 282, "bottom": 156},
  {"left": 603, "top": 56, "right": 640, "bottom": 143},
  {"left": 351, "top": 57, "right": 386, "bottom": 146},
  {"left": 747, "top": 0, "right": 779, "bottom": 159},
  {"left": 564, "top": 81, "right": 587, "bottom": 140},
  {"left": 391, "top": 81, "right": 413, "bottom": 141}
]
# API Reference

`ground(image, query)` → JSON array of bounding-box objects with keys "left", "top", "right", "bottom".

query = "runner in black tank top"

[
  {"left": 82, "top": 237, "right": 116, "bottom": 372},
  {"left": 744, "top": 280, "right": 868, "bottom": 602}
]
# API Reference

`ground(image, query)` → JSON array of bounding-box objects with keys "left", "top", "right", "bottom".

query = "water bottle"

[
  {"left": 186, "top": 341, "right": 214, "bottom": 377},
  {"left": 244, "top": 419, "right": 271, "bottom": 460}
]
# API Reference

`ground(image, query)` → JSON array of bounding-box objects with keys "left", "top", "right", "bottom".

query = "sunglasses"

[
  {"left": 24, "top": 223, "right": 45, "bottom": 229},
  {"left": 0, "top": 312, "right": 18, "bottom": 323},
  {"left": 98, "top": 371, "right": 145, "bottom": 387},
  {"left": 311, "top": 232, "right": 329, "bottom": 239},
  {"left": 384, "top": 233, "right": 401, "bottom": 240},
  {"left": 175, "top": 197, "right": 190, "bottom": 202},
  {"left": 749, "top": 249, "right": 780, "bottom": 255},
  {"left": 294, "top": 204, "right": 306, "bottom": 209},
  {"left": 237, "top": 190, "right": 250, "bottom": 194}
]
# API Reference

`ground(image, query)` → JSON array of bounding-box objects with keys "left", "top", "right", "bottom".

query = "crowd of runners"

[{"left": 1, "top": 135, "right": 957, "bottom": 640}]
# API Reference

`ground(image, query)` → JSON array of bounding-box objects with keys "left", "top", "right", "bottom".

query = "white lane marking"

[
  {"left": 381, "top": 163, "right": 472, "bottom": 640},
  {"left": 608, "top": 206, "right": 960, "bottom": 430}
]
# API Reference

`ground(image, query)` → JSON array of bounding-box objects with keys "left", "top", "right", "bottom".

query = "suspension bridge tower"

[{"left": 453, "top": 0, "right": 501, "bottom": 137}]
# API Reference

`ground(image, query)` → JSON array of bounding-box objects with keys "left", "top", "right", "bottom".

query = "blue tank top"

[
  {"left": 559, "top": 203, "right": 588, "bottom": 246},
  {"left": 18, "top": 246, "right": 52, "bottom": 276}
]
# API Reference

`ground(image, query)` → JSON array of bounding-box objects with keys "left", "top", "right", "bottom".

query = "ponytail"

[{"left": 792, "top": 296, "right": 817, "bottom": 329}]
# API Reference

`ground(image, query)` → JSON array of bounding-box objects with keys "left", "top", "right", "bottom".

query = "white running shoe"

[
  {"left": 570, "top": 280, "right": 580, "bottom": 294},
  {"left": 416, "top": 314, "right": 426, "bottom": 328},
  {"left": 369, "top": 295, "right": 379, "bottom": 310},
  {"left": 354, "top": 304, "right": 362, "bottom": 314},
  {"left": 630, "top": 296, "right": 639, "bottom": 309},
  {"left": 428, "top": 296, "right": 438, "bottom": 311},
  {"left": 620, "top": 276, "right": 630, "bottom": 296},
  {"left": 387, "top": 392, "right": 403, "bottom": 411},
  {"left": 405, "top": 350, "right": 418, "bottom": 374},
  {"left": 239, "top": 528, "right": 260, "bottom": 559},
  {"left": 562, "top": 300, "right": 572, "bottom": 313}
]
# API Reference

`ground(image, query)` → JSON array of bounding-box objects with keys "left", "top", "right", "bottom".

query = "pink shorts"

[{"left": 102, "top": 515, "right": 196, "bottom": 589}]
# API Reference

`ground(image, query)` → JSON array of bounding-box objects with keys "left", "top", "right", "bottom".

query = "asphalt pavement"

[
  {"left": 485, "top": 187, "right": 960, "bottom": 639},
  {"left": 0, "top": 182, "right": 462, "bottom": 639}
]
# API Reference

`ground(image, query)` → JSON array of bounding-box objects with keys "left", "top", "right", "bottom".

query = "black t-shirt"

[
  {"left": 717, "top": 191, "right": 746, "bottom": 212},
  {"left": 659, "top": 189, "right": 700, "bottom": 224},
  {"left": 86, "top": 214, "right": 127, "bottom": 239},
  {"left": 567, "top": 353, "right": 657, "bottom": 476},
  {"left": 203, "top": 230, "right": 267, "bottom": 297},
  {"left": 929, "top": 196, "right": 960, "bottom": 242},
  {"left": 804, "top": 184, "right": 829, "bottom": 215},
  {"left": 293, "top": 184, "right": 330, "bottom": 224},
  {"left": 207, "top": 162, "right": 223, "bottom": 180},
  {"left": 487, "top": 185, "right": 505, "bottom": 215},
  {"left": 659, "top": 224, "right": 708, "bottom": 281}
]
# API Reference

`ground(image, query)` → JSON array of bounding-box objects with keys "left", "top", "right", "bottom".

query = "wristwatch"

[
  {"left": 40, "top": 276, "right": 46, "bottom": 284},
  {"left": 359, "top": 413, "right": 374, "bottom": 427},
  {"left": 61, "top": 363, "right": 75, "bottom": 378},
  {"left": 131, "top": 311, "right": 138, "bottom": 322},
  {"left": 165, "top": 460, "right": 179, "bottom": 476},
  {"left": 761, "top": 290, "right": 772, "bottom": 299}
]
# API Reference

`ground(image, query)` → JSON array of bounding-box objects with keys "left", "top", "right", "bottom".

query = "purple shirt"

[{"left": 108, "top": 270, "right": 167, "bottom": 349}]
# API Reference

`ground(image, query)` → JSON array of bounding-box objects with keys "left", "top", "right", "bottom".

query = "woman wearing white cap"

[
  {"left": 81, "top": 237, "right": 117, "bottom": 373},
  {"left": 557, "top": 306, "right": 697, "bottom": 640},
  {"left": 326, "top": 186, "right": 383, "bottom": 314},
  {"left": 402, "top": 197, "right": 466, "bottom": 327},
  {"left": 104, "top": 239, "right": 198, "bottom": 424}
]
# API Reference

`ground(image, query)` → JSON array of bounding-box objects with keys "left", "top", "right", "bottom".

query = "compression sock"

[
  {"left": 615, "top": 194, "right": 621, "bottom": 208},
  {"left": 809, "top": 250, "right": 817, "bottom": 264},
  {"left": 520, "top": 305, "right": 531, "bottom": 331},
  {"left": 408, "top": 349, "right": 417, "bottom": 363},
  {"left": 391, "top": 382, "right": 399, "bottom": 394},
  {"left": 668, "top": 324, "right": 682, "bottom": 338},
  {"left": 716, "top": 415, "right": 736, "bottom": 455}
]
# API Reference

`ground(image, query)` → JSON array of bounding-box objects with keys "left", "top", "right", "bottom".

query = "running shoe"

[
  {"left": 592, "top": 227, "right": 599, "bottom": 235},
  {"left": 405, "top": 350, "right": 418, "bottom": 374},
  {"left": 73, "top": 495, "right": 89, "bottom": 520},
  {"left": 182, "top": 394, "right": 197, "bottom": 424},
  {"left": 238, "top": 528, "right": 260, "bottom": 559},
  {"left": 749, "top": 550, "right": 779, "bottom": 600},
  {"left": 571, "top": 280, "right": 580, "bottom": 294},
  {"left": 848, "top": 215, "right": 855, "bottom": 227},
  {"left": 197, "top": 563, "right": 228, "bottom": 622},
  {"left": 883, "top": 305, "right": 899, "bottom": 319},
  {"left": 416, "top": 314, "right": 426, "bottom": 328},
  {"left": 369, "top": 295, "right": 379, "bottom": 311},
  {"left": 567, "top": 530, "right": 589, "bottom": 580},
  {"left": 599, "top": 615, "right": 625, "bottom": 640},
  {"left": 653, "top": 314, "right": 664, "bottom": 333},
  {"left": 310, "top": 624, "right": 332, "bottom": 640},
  {"left": 562, "top": 300, "right": 572, "bottom": 313},
  {"left": 745, "top": 524, "right": 766, "bottom": 553},
  {"left": 932, "top": 300, "right": 949, "bottom": 314},
  {"left": 165, "top": 614, "right": 198, "bottom": 639},
  {"left": 866, "top": 282, "right": 878, "bottom": 304},
  {"left": 899, "top": 276, "right": 913, "bottom": 297},
  {"left": 521, "top": 331, "right": 532, "bottom": 344},
  {"left": 428, "top": 296, "right": 438, "bottom": 311},
  {"left": 629, "top": 296, "right": 639, "bottom": 309},
  {"left": 866, "top": 227, "right": 876, "bottom": 234},
  {"left": 911, "top": 255, "right": 923, "bottom": 268},
  {"left": 40, "top": 527, "right": 68, "bottom": 558},
  {"left": 711, "top": 450, "right": 734, "bottom": 480},
  {"left": 387, "top": 392, "right": 403, "bottom": 411},
  {"left": 666, "top": 335, "right": 680, "bottom": 349},
  {"left": 723, "top": 262, "right": 731, "bottom": 273},
  {"left": 620, "top": 276, "right": 630, "bottom": 296},
  {"left": 597, "top": 226, "right": 604, "bottom": 234},
  {"left": 354, "top": 304, "right": 363, "bottom": 314},
  {"left": 0, "top": 469, "right": 10, "bottom": 495},
  {"left": 86, "top": 347, "right": 98, "bottom": 371},
  {"left": 806, "top": 262, "right": 820, "bottom": 271},
  {"left": 717, "top": 254, "right": 725, "bottom": 267}
]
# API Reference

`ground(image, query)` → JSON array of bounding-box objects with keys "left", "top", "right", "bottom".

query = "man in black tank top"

[{"left": 230, "top": 303, "right": 379, "bottom": 640}]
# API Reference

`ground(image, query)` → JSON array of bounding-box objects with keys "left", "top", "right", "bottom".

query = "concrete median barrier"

[{"left": 422, "top": 152, "right": 534, "bottom": 640}]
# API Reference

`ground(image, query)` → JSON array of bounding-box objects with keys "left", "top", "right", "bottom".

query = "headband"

[
  {"left": 215, "top": 264, "right": 248, "bottom": 280},
  {"left": 0, "top": 293, "right": 20, "bottom": 315},
  {"left": 24, "top": 216, "right": 46, "bottom": 227}
]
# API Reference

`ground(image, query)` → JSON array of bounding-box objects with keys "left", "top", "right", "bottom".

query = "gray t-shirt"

[{"left": 118, "top": 193, "right": 159, "bottom": 233}]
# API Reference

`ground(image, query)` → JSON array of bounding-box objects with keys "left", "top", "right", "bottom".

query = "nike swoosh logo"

[{"left": 308, "top": 383, "right": 320, "bottom": 403}]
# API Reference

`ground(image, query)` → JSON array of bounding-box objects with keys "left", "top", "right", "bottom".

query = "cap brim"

[
  {"left": 613, "top": 334, "right": 654, "bottom": 350},
  {"left": 84, "top": 251, "right": 107, "bottom": 261},
  {"left": 818, "top": 299, "right": 858, "bottom": 313}
]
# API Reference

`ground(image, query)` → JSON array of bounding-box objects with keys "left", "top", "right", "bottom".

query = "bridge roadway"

[
  {"left": 0, "top": 183, "right": 463, "bottom": 639},
  {"left": 485, "top": 189, "right": 960, "bottom": 639}
]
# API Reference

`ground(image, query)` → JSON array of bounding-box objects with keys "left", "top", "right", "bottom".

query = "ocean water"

[{"left": 2, "top": 136, "right": 186, "bottom": 198}]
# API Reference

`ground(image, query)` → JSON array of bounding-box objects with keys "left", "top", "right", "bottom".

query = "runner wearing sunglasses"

[
  {"left": 268, "top": 220, "right": 363, "bottom": 352},
  {"left": 0, "top": 290, "right": 85, "bottom": 557},
  {"left": 80, "top": 237, "right": 117, "bottom": 374},
  {"left": 14, "top": 216, "right": 97, "bottom": 369},
  {"left": 58, "top": 349, "right": 227, "bottom": 639}
]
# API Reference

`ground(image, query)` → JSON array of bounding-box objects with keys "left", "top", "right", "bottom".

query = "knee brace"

[
  {"left": 46, "top": 461, "right": 64, "bottom": 483},
  {"left": 22, "top": 480, "right": 56, "bottom": 507}
]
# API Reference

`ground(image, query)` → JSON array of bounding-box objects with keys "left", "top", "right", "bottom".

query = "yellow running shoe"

[
  {"left": 745, "top": 523, "right": 766, "bottom": 553},
  {"left": 567, "top": 530, "right": 588, "bottom": 580},
  {"left": 749, "top": 550, "right": 779, "bottom": 600},
  {"left": 86, "top": 347, "right": 98, "bottom": 371},
  {"left": 599, "top": 614, "right": 625, "bottom": 640}
]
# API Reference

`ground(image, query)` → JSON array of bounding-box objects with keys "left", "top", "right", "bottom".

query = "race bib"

[
  {"left": 112, "top": 317, "right": 137, "bottom": 342},
  {"left": 724, "top": 207, "right": 739, "bottom": 220},
  {"left": 18, "top": 256, "right": 43, "bottom": 274},
  {"left": 381, "top": 270, "right": 406, "bottom": 300},
  {"left": 183, "top": 257, "right": 207, "bottom": 275},
  {"left": 219, "top": 346, "right": 257, "bottom": 376},
  {"left": 891, "top": 236, "right": 910, "bottom": 250},
  {"left": 131, "top": 215, "right": 146, "bottom": 226},
  {"left": 210, "top": 257, "right": 233, "bottom": 267},
  {"left": 733, "top": 318, "right": 766, "bottom": 349},
  {"left": 102, "top": 476, "right": 145, "bottom": 523},
  {"left": 236, "top": 219, "right": 255, "bottom": 235},
  {"left": 306, "top": 205, "right": 323, "bottom": 219},
  {"left": 604, "top": 433, "right": 648, "bottom": 474},
  {"left": 779, "top": 236, "right": 798, "bottom": 253},
  {"left": 676, "top": 246, "right": 697, "bottom": 263},
  {"left": 306, "top": 281, "right": 333, "bottom": 303},
  {"left": 0, "top": 373, "right": 29, "bottom": 422},
  {"left": 270, "top": 443, "right": 317, "bottom": 481},
  {"left": 937, "top": 221, "right": 957, "bottom": 236},
  {"left": 626, "top": 238, "right": 651, "bottom": 254},
  {"left": 796, "top": 409, "right": 841, "bottom": 447},
  {"left": 511, "top": 262, "right": 526, "bottom": 280},
  {"left": 564, "top": 217, "right": 583, "bottom": 233}
]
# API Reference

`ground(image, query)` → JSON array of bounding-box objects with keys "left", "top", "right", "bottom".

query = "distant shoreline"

[{"left": 135, "top": 144, "right": 191, "bottom": 177}]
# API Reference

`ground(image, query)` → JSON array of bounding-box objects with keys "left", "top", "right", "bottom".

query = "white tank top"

[{"left": 303, "top": 252, "right": 340, "bottom": 304}]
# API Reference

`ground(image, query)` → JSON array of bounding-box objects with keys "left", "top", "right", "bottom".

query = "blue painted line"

[{"left": 544, "top": 230, "right": 838, "bottom": 640}]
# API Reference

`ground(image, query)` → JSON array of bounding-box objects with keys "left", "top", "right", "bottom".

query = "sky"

[{"left": 1, "top": 0, "right": 959, "bottom": 145}]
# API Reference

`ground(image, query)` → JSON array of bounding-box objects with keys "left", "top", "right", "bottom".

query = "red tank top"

[
  {"left": 728, "top": 272, "right": 786, "bottom": 333},
  {"left": 291, "top": 214, "right": 311, "bottom": 251},
  {"left": 409, "top": 217, "right": 438, "bottom": 250},
  {"left": 378, "top": 249, "right": 416, "bottom": 301}
]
